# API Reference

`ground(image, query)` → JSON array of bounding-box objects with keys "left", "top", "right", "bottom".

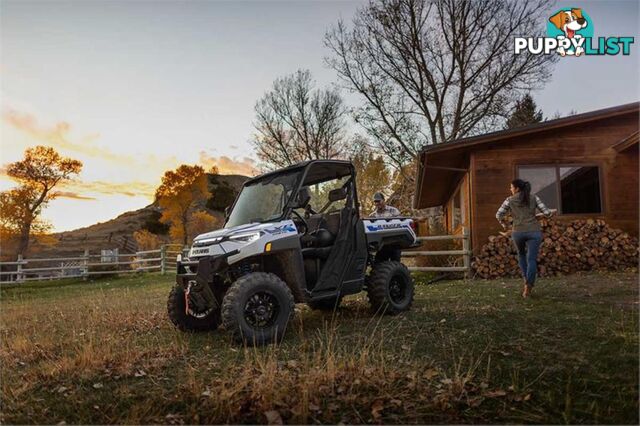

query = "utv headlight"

[
  {"left": 194, "top": 236, "right": 222, "bottom": 246},
  {"left": 229, "top": 232, "right": 261, "bottom": 243}
]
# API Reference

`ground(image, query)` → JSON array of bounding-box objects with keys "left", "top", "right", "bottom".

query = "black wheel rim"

[
  {"left": 244, "top": 291, "right": 280, "bottom": 328},
  {"left": 389, "top": 275, "right": 407, "bottom": 304}
]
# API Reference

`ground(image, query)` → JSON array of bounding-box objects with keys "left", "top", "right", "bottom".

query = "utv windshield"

[{"left": 225, "top": 170, "right": 301, "bottom": 228}]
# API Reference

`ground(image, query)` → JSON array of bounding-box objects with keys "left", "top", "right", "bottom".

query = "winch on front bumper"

[
  {"left": 175, "top": 249, "right": 239, "bottom": 289},
  {"left": 175, "top": 250, "right": 240, "bottom": 315}
]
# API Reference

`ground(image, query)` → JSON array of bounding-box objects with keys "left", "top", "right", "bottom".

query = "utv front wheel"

[
  {"left": 367, "top": 261, "right": 414, "bottom": 315},
  {"left": 221, "top": 272, "right": 294, "bottom": 345},
  {"left": 167, "top": 285, "right": 220, "bottom": 331}
]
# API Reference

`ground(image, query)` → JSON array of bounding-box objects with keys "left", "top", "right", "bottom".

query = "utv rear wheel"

[
  {"left": 367, "top": 261, "right": 414, "bottom": 315},
  {"left": 167, "top": 285, "right": 220, "bottom": 331},
  {"left": 221, "top": 272, "right": 294, "bottom": 345},
  {"left": 307, "top": 296, "right": 342, "bottom": 311}
]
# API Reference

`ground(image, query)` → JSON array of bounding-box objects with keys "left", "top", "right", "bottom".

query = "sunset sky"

[{"left": 1, "top": 0, "right": 638, "bottom": 232}]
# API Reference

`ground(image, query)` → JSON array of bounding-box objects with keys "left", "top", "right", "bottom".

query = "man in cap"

[
  {"left": 369, "top": 192, "right": 402, "bottom": 262},
  {"left": 370, "top": 192, "right": 400, "bottom": 218}
]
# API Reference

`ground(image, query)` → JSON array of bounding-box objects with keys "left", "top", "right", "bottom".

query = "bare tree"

[
  {"left": 325, "top": 0, "right": 557, "bottom": 170},
  {"left": 252, "top": 70, "right": 347, "bottom": 170}
]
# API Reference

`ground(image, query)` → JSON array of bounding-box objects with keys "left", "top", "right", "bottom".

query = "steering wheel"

[{"left": 290, "top": 210, "right": 308, "bottom": 235}]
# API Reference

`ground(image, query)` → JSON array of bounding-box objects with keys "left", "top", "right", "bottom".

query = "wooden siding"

[{"left": 469, "top": 113, "right": 639, "bottom": 252}]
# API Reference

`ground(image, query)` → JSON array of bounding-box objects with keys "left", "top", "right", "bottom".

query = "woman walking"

[{"left": 496, "top": 179, "right": 555, "bottom": 297}]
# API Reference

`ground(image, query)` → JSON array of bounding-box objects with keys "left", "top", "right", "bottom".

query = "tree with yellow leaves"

[
  {"left": 187, "top": 211, "right": 220, "bottom": 241},
  {"left": 155, "top": 165, "right": 210, "bottom": 245},
  {"left": 351, "top": 143, "right": 391, "bottom": 216},
  {"left": 1, "top": 146, "right": 82, "bottom": 256},
  {"left": 132, "top": 229, "right": 162, "bottom": 251}
]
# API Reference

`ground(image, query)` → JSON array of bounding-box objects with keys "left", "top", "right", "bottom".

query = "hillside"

[{"left": 28, "top": 174, "right": 249, "bottom": 258}]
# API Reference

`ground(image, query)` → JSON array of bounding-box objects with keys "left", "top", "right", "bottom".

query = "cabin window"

[
  {"left": 452, "top": 188, "right": 462, "bottom": 229},
  {"left": 517, "top": 166, "right": 559, "bottom": 210},
  {"left": 559, "top": 166, "right": 602, "bottom": 214},
  {"left": 517, "top": 165, "right": 602, "bottom": 214}
]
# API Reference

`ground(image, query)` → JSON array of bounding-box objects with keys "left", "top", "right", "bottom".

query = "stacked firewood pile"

[{"left": 472, "top": 218, "right": 639, "bottom": 279}]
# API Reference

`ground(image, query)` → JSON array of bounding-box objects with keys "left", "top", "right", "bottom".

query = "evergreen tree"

[{"left": 506, "top": 94, "right": 544, "bottom": 129}]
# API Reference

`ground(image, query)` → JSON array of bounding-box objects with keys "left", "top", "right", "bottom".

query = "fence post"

[
  {"left": 16, "top": 254, "right": 24, "bottom": 283},
  {"left": 160, "top": 245, "right": 166, "bottom": 275},
  {"left": 462, "top": 227, "right": 471, "bottom": 279},
  {"left": 83, "top": 249, "right": 89, "bottom": 280}
]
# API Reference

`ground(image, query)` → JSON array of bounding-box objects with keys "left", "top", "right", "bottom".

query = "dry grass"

[{"left": 1, "top": 271, "right": 638, "bottom": 424}]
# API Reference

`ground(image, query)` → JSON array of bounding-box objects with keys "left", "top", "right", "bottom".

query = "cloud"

[
  {"left": 2, "top": 108, "right": 182, "bottom": 176},
  {"left": 198, "top": 151, "right": 257, "bottom": 176},
  {"left": 2, "top": 107, "right": 185, "bottom": 188},
  {"left": 2, "top": 108, "right": 132, "bottom": 164},
  {"left": 59, "top": 180, "right": 156, "bottom": 198},
  {"left": 1, "top": 167, "right": 155, "bottom": 198},
  {"left": 52, "top": 191, "right": 97, "bottom": 201}
]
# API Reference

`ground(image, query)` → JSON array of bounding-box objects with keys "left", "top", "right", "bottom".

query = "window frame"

[
  {"left": 514, "top": 162, "right": 605, "bottom": 216},
  {"left": 451, "top": 187, "right": 459, "bottom": 230},
  {"left": 448, "top": 176, "right": 468, "bottom": 234}
]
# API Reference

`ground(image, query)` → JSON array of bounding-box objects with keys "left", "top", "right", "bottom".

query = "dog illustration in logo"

[{"left": 549, "top": 8, "right": 588, "bottom": 56}]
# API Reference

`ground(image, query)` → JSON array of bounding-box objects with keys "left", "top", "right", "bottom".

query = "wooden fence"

[
  {"left": 0, "top": 245, "right": 184, "bottom": 283},
  {"left": 1, "top": 228, "right": 471, "bottom": 283},
  {"left": 403, "top": 227, "right": 471, "bottom": 277}
]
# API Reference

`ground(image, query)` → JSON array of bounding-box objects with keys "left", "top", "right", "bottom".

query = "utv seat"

[
  {"left": 302, "top": 212, "right": 341, "bottom": 248},
  {"left": 301, "top": 210, "right": 345, "bottom": 261},
  {"left": 301, "top": 246, "right": 332, "bottom": 260}
]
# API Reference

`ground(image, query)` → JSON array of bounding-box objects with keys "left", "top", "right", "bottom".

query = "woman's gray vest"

[{"left": 509, "top": 194, "right": 541, "bottom": 232}]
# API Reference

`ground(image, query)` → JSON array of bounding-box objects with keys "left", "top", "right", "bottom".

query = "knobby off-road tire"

[
  {"left": 367, "top": 260, "right": 414, "bottom": 315},
  {"left": 307, "top": 296, "right": 342, "bottom": 311},
  {"left": 221, "top": 272, "right": 295, "bottom": 345},
  {"left": 167, "top": 285, "right": 220, "bottom": 332}
]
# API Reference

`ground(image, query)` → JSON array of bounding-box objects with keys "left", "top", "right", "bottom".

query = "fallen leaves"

[
  {"left": 264, "top": 410, "right": 283, "bottom": 425},
  {"left": 423, "top": 368, "right": 439, "bottom": 379},
  {"left": 370, "top": 398, "right": 385, "bottom": 422},
  {"left": 484, "top": 389, "right": 507, "bottom": 398}
]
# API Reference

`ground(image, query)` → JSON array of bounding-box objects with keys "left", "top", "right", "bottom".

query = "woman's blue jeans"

[{"left": 511, "top": 231, "right": 543, "bottom": 286}]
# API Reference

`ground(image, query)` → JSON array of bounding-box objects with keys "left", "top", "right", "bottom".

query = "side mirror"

[{"left": 328, "top": 187, "right": 347, "bottom": 202}]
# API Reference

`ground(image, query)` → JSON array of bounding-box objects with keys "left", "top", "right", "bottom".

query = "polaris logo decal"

[
  {"left": 192, "top": 248, "right": 209, "bottom": 255},
  {"left": 264, "top": 224, "right": 297, "bottom": 235}
]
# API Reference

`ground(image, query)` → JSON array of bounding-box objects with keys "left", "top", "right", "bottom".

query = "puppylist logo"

[{"left": 515, "top": 7, "right": 634, "bottom": 57}]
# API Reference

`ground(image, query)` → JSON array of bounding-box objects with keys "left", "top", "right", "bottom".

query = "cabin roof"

[{"left": 415, "top": 102, "right": 640, "bottom": 208}]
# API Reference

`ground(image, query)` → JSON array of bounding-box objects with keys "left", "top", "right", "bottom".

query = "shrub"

[
  {"left": 206, "top": 182, "right": 237, "bottom": 211},
  {"left": 133, "top": 229, "right": 161, "bottom": 251},
  {"left": 142, "top": 211, "right": 170, "bottom": 235}
]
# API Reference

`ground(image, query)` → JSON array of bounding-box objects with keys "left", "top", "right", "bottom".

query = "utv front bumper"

[{"left": 175, "top": 250, "right": 238, "bottom": 288}]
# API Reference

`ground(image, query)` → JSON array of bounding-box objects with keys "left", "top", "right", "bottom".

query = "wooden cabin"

[{"left": 414, "top": 102, "right": 639, "bottom": 253}]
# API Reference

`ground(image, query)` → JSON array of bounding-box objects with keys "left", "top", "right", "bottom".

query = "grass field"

[{"left": 1, "top": 271, "right": 638, "bottom": 424}]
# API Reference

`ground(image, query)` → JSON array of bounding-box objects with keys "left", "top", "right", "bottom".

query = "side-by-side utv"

[{"left": 167, "top": 160, "right": 420, "bottom": 345}]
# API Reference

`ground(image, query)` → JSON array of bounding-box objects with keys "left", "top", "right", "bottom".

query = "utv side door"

[{"left": 310, "top": 178, "right": 368, "bottom": 298}]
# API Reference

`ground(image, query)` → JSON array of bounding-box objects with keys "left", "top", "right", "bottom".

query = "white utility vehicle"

[{"left": 168, "top": 160, "right": 420, "bottom": 345}]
